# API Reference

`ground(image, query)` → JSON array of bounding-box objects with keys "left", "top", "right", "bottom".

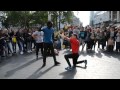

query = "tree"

[
  {"left": 3, "top": 11, "right": 73, "bottom": 30},
  {"left": 61, "top": 11, "right": 73, "bottom": 24},
  {"left": 4, "top": 11, "right": 21, "bottom": 28},
  {"left": 49, "top": 11, "right": 74, "bottom": 31},
  {"left": 31, "top": 11, "right": 48, "bottom": 26},
  {"left": 4, "top": 11, "right": 48, "bottom": 29}
]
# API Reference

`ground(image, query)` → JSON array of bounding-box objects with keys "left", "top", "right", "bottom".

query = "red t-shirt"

[{"left": 70, "top": 38, "right": 80, "bottom": 54}]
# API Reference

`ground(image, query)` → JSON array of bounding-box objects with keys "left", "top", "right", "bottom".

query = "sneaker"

[
  {"left": 36, "top": 56, "right": 38, "bottom": 60},
  {"left": 1, "top": 55, "right": 5, "bottom": 57},
  {"left": 29, "top": 50, "right": 32, "bottom": 53},
  {"left": 65, "top": 67, "right": 72, "bottom": 71},
  {"left": 54, "top": 61, "right": 61, "bottom": 66},
  {"left": 41, "top": 63, "right": 46, "bottom": 68},
  {"left": 20, "top": 51, "right": 23, "bottom": 55},
  {"left": 72, "top": 66, "right": 76, "bottom": 69},
  {"left": 84, "top": 60, "right": 87, "bottom": 66},
  {"left": 27, "top": 50, "right": 30, "bottom": 53}
]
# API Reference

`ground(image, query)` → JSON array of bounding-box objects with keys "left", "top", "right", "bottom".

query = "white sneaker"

[
  {"left": 20, "top": 51, "right": 23, "bottom": 55},
  {"left": 27, "top": 50, "right": 30, "bottom": 53},
  {"left": 30, "top": 50, "right": 32, "bottom": 53}
]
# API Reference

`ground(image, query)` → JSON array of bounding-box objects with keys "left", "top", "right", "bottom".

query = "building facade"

[
  {"left": 90, "top": 11, "right": 94, "bottom": 26},
  {"left": 90, "top": 11, "right": 120, "bottom": 28},
  {"left": 72, "top": 15, "right": 81, "bottom": 26}
]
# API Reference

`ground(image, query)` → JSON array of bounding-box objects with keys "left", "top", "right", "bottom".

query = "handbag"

[{"left": 12, "top": 37, "right": 17, "bottom": 43}]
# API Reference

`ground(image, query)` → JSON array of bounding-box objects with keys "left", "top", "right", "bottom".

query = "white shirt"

[{"left": 32, "top": 31, "right": 44, "bottom": 43}]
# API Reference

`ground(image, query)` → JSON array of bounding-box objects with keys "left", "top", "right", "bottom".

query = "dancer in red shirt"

[{"left": 61, "top": 33, "right": 87, "bottom": 70}]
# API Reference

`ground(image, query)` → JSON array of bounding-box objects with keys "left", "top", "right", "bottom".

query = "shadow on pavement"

[
  {"left": 59, "top": 69, "right": 77, "bottom": 79},
  {"left": 95, "top": 51, "right": 103, "bottom": 58},
  {"left": 4, "top": 57, "right": 43, "bottom": 77},
  {"left": 87, "top": 50, "right": 96, "bottom": 57},
  {"left": 102, "top": 50, "right": 120, "bottom": 60},
  {"left": 76, "top": 65, "right": 87, "bottom": 69},
  {"left": 27, "top": 65, "right": 55, "bottom": 79},
  {"left": 0, "top": 55, "right": 18, "bottom": 67}
]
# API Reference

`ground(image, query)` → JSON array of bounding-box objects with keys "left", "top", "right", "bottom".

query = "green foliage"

[{"left": 3, "top": 11, "right": 74, "bottom": 29}]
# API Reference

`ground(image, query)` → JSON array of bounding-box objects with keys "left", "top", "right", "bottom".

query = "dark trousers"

[
  {"left": 0, "top": 45, "right": 3, "bottom": 56},
  {"left": 17, "top": 40, "right": 23, "bottom": 52},
  {"left": 33, "top": 40, "right": 36, "bottom": 49},
  {"left": 87, "top": 41, "right": 91, "bottom": 49},
  {"left": 64, "top": 53, "right": 84, "bottom": 67},
  {"left": 91, "top": 39, "right": 94, "bottom": 49},
  {"left": 116, "top": 42, "right": 120, "bottom": 52},
  {"left": 97, "top": 39, "right": 101, "bottom": 48},
  {"left": 107, "top": 45, "right": 114, "bottom": 52},
  {"left": 43, "top": 43, "right": 57, "bottom": 64},
  {"left": 36, "top": 43, "right": 43, "bottom": 56}
]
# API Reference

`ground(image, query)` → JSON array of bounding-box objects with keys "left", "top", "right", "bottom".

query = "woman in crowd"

[
  {"left": 90, "top": 29, "right": 96, "bottom": 50},
  {"left": 16, "top": 29, "right": 24, "bottom": 54},
  {"left": 3, "top": 29, "right": 13, "bottom": 56},
  {"left": 85, "top": 28, "right": 91, "bottom": 50},
  {"left": 107, "top": 37, "right": 114, "bottom": 52},
  {"left": 116, "top": 28, "right": 120, "bottom": 52}
]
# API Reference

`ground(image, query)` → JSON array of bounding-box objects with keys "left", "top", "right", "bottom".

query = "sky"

[{"left": 73, "top": 11, "right": 90, "bottom": 27}]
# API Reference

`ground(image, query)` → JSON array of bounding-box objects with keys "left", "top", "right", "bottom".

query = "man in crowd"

[
  {"left": 32, "top": 27, "right": 44, "bottom": 60},
  {"left": 41, "top": 21, "right": 61, "bottom": 68},
  {"left": 61, "top": 32, "right": 87, "bottom": 70}
]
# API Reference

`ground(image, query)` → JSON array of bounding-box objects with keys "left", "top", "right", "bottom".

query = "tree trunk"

[{"left": 56, "top": 15, "right": 58, "bottom": 31}]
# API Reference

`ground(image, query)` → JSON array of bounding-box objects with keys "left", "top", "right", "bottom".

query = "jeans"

[
  {"left": 12, "top": 42, "right": 16, "bottom": 53},
  {"left": 27, "top": 41, "right": 32, "bottom": 51},
  {"left": 80, "top": 38, "right": 85, "bottom": 50},
  {"left": 7, "top": 41, "right": 13, "bottom": 54},
  {"left": 17, "top": 40, "right": 23, "bottom": 52}
]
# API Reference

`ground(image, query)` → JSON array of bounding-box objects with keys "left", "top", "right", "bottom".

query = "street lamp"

[{"left": 48, "top": 11, "right": 51, "bottom": 21}]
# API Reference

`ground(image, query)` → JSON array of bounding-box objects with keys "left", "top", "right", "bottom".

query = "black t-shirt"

[
  {"left": 9, "top": 31, "right": 14, "bottom": 41},
  {"left": 4, "top": 34, "right": 10, "bottom": 42},
  {"left": 69, "top": 30, "right": 73, "bottom": 37},
  {"left": 23, "top": 33, "right": 32, "bottom": 42},
  {"left": 15, "top": 31, "right": 23, "bottom": 41}
]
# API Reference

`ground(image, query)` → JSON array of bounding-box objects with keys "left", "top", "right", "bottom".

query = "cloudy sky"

[{"left": 73, "top": 11, "right": 90, "bottom": 27}]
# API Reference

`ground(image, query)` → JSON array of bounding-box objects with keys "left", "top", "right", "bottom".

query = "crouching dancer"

[{"left": 61, "top": 33, "right": 87, "bottom": 70}]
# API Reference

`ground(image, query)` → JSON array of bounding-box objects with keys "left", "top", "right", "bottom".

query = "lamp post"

[
  {"left": 48, "top": 11, "right": 51, "bottom": 21},
  {"left": 58, "top": 11, "right": 60, "bottom": 30}
]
